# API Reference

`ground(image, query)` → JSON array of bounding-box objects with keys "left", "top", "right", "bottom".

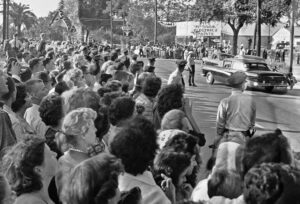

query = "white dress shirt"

[{"left": 24, "top": 104, "right": 48, "bottom": 137}]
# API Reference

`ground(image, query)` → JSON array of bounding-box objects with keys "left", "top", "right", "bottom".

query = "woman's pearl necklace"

[{"left": 69, "top": 148, "right": 86, "bottom": 154}]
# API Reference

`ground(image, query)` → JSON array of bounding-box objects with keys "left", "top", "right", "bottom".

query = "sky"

[{"left": 14, "top": 0, "right": 60, "bottom": 17}]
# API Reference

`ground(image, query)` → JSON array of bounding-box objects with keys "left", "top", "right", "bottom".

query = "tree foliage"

[
  {"left": 7, "top": 2, "right": 37, "bottom": 36},
  {"left": 192, "top": 0, "right": 291, "bottom": 54},
  {"left": 26, "top": 11, "right": 67, "bottom": 41}
]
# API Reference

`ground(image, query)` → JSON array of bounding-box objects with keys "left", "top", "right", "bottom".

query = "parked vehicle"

[
  {"left": 201, "top": 57, "right": 289, "bottom": 93},
  {"left": 202, "top": 53, "right": 234, "bottom": 67}
]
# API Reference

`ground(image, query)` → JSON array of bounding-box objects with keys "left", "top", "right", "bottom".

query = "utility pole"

[
  {"left": 256, "top": 0, "right": 261, "bottom": 56},
  {"left": 110, "top": 0, "right": 113, "bottom": 48},
  {"left": 3, "top": 0, "right": 7, "bottom": 42},
  {"left": 289, "top": 0, "right": 296, "bottom": 74},
  {"left": 7, "top": 0, "right": 10, "bottom": 39},
  {"left": 154, "top": 0, "right": 157, "bottom": 44}
]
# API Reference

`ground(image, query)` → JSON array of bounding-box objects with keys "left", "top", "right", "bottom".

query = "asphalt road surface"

[{"left": 150, "top": 58, "right": 300, "bottom": 172}]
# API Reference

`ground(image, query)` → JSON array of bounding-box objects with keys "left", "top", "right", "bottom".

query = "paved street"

[{"left": 150, "top": 58, "right": 300, "bottom": 171}]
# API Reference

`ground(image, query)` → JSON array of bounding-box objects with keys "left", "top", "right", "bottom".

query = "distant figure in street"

[
  {"left": 263, "top": 49, "right": 268, "bottom": 59},
  {"left": 37, "top": 33, "right": 47, "bottom": 57},
  {"left": 239, "top": 44, "right": 245, "bottom": 56},
  {"left": 215, "top": 71, "right": 256, "bottom": 147},
  {"left": 187, "top": 51, "right": 196, "bottom": 86},
  {"left": 168, "top": 60, "right": 186, "bottom": 92},
  {"left": 8, "top": 33, "right": 22, "bottom": 58}
]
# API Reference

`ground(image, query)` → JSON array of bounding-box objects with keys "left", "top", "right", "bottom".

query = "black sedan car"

[{"left": 201, "top": 56, "right": 288, "bottom": 93}]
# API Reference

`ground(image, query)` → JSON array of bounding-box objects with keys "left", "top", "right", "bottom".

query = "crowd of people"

[{"left": 0, "top": 32, "right": 299, "bottom": 204}]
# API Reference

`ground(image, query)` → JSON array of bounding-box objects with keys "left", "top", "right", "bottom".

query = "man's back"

[{"left": 217, "top": 91, "right": 256, "bottom": 133}]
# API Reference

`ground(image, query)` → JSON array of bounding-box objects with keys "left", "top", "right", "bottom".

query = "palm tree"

[{"left": 8, "top": 2, "right": 37, "bottom": 36}]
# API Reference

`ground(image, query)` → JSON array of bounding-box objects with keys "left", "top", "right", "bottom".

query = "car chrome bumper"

[{"left": 247, "top": 81, "right": 288, "bottom": 88}]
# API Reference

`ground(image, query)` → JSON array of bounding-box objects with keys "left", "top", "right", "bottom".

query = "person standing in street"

[
  {"left": 37, "top": 33, "right": 47, "bottom": 57},
  {"left": 215, "top": 71, "right": 256, "bottom": 147},
  {"left": 187, "top": 51, "right": 196, "bottom": 86},
  {"left": 8, "top": 33, "right": 22, "bottom": 58},
  {"left": 168, "top": 60, "right": 186, "bottom": 92}
]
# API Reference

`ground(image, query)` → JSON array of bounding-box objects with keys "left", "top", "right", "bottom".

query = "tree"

[
  {"left": 8, "top": 2, "right": 37, "bottom": 36},
  {"left": 27, "top": 11, "right": 67, "bottom": 41},
  {"left": 192, "top": 0, "right": 291, "bottom": 55}
]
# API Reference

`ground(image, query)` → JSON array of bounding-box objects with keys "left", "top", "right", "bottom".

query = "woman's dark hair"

[
  {"left": 55, "top": 81, "right": 70, "bottom": 95},
  {"left": 110, "top": 116, "right": 158, "bottom": 175},
  {"left": 42, "top": 57, "right": 51, "bottom": 67},
  {"left": 207, "top": 169, "right": 243, "bottom": 199},
  {"left": 36, "top": 71, "right": 50, "bottom": 84},
  {"left": 62, "top": 153, "right": 123, "bottom": 204},
  {"left": 157, "top": 84, "right": 183, "bottom": 118},
  {"left": 99, "top": 73, "right": 112, "bottom": 85},
  {"left": 97, "top": 87, "right": 112, "bottom": 98},
  {"left": 153, "top": 148, "right": 191, "bottom": 187},
  {"left": 116, "top": 62, "right": 125, "bottom": 71},
  {"left": 39, "top": 93, "right": 64, "bottom": 127},
  {"left": 242, "top": 129, "right": 293, "bottom": 177},
  {"left": 2, "top": 135, "right": 46, "bottom": 196},
  {"left": 164, "top": 132, "right": 198, "bottom": 156},
  {"left": 164, "top": 132, "right": 201, "bottom": 187},
  {"left": 11, "top": 84, "right": 27, "bottom": 112},
  {"left": 142, "top": 76, "right": 162, "bottom": 98},
  {"left": 108, "top": 96, "right": 135, "bottom": 126},
  {"left": 1, "top": 77, "right": 15, "bottom": 101},
  {"left": 62, "top": 60, "right": 72, "bottom": 71},
  {"left": 243, "top": 163, "right": 285, "bottom": 204},
  {"left": 46, "top": 51, "right": 55, "bottom": 60}
]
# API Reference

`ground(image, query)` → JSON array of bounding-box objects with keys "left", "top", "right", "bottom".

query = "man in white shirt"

[
  {"left": 168, "top": 60, "right": 187, "bottom": 92},
  {"left": 24, "top": 79, "right": 49, "bottom": 137},
  {"left": 9, "top": 33, "right": 22, "bottom": 54}
]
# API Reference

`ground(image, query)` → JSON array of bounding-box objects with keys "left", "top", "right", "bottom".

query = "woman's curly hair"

[
  {"left": 153, "top": 148, "right": 191, "bottom": 187},
  {"left": 1, "top": 135, "right": 46, "bottom": 196},
  {"left": 157, "top": 84, "right": 183, "bottom": 118},
  {"left": 39, "top": 93, "right": 64, "bottom": 127},
  {"left": 243, "top": 163, "right": 285, "bottom": 204},
  {"left": 110, "top": 116, "right": 158, "bottom": 175},
  {"left": 62, "top": 153, "right": 123, "bottom": 204}
]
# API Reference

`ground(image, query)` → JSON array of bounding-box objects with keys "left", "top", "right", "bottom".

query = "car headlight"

[{"left": 253, "top": 82, "right": 258, "bottom": 86}]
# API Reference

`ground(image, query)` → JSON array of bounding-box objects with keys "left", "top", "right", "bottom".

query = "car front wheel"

[{"left": 206, "top": 72, "right": 215, "bottom": 85}]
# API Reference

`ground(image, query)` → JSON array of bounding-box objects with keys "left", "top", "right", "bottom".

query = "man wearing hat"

[
  {"left": 143, "top": 56, "right": 156, "bottom": 74},
  {"left": 118, "top": 49, "right": 130, "bottom": 69},
  {"left": 187, "top": 51, "right": 196, "bottom": 86},
  {"left": 215, "top": 71, "right": 256, "bottom": 146},
  {"left": 167, "top": 60, "right": 187, "bottom": 91}
]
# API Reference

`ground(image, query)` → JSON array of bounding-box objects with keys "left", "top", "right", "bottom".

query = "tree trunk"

[
  {"left": 17, "top": 25, "right": 21, "bottom": 36},
  {"left": 256, "top": 0, "right": 262, "bottom": 56},
  {"left": 3, "top": 0, "right": 7, "bottom": 42},
  {"left": 232, "top": 29, "right": 239, "bottom": 55}
]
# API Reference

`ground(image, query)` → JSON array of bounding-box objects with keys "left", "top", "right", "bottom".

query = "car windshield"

[{"left": 245, "top": 63, "right": 270, "bottom": 71}]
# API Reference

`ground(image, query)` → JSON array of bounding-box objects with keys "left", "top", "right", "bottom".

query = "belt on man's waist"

[{"left": 225, "top": 129, "right": 253, "bottom": 137}]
